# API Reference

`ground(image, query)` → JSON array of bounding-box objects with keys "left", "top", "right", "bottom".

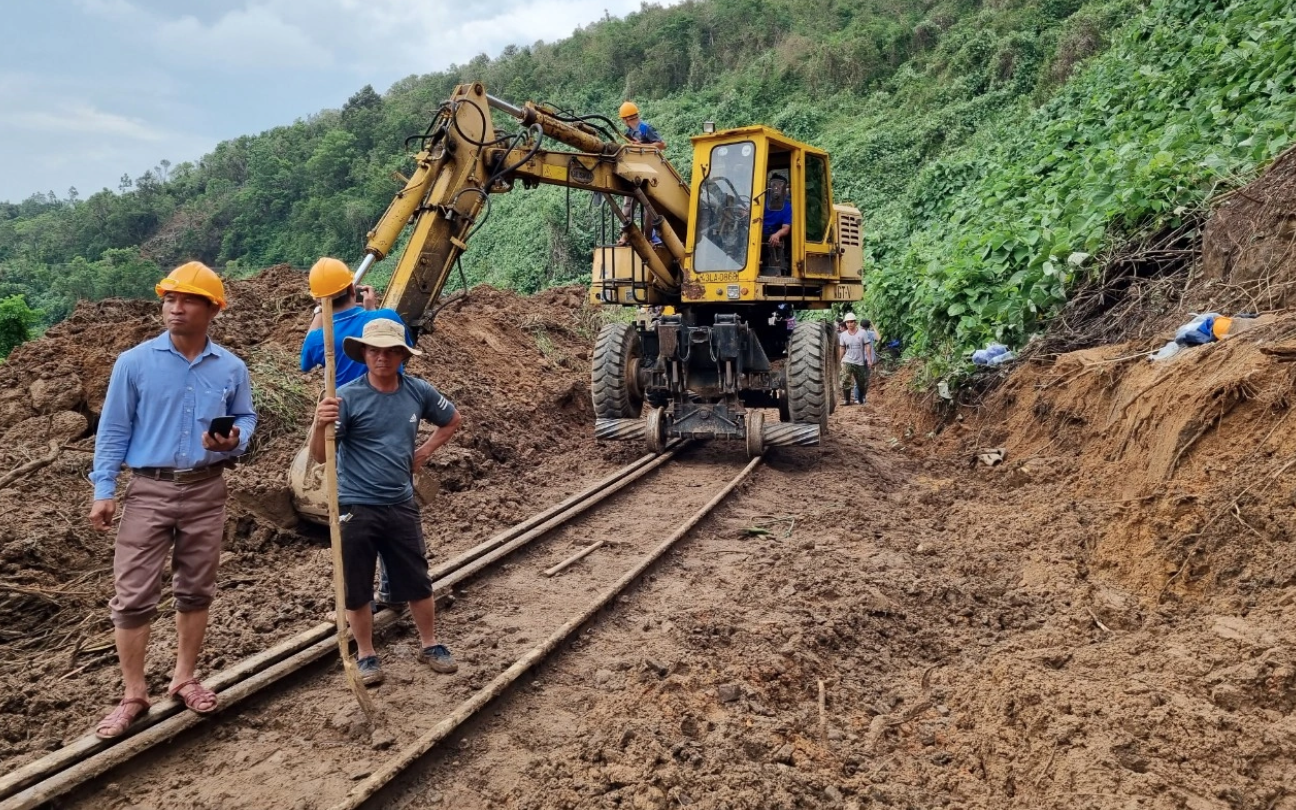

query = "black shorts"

[{"left": 338, "top": 499, "right": 434, "bottom": 610}]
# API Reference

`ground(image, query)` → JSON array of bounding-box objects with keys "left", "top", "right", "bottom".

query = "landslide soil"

[{"left": 5, "top": 152, "right": 1296, "bottom": 810}]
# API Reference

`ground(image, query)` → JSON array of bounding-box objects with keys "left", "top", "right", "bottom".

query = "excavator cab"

[
  {"left": 591, "top": 125, "right": 863, "bottom": 456},
  {"left": 682, "top": 126, "right": 861, "bottom": 303}
]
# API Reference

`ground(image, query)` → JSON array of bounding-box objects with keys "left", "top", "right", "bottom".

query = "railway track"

[{"left": 1, "top": 444, "right": 762, "bottom": 810}]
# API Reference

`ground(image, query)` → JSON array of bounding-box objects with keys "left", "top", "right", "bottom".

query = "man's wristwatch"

[{"left": 313, "top": 305, "right": 322, "bottom": 315}]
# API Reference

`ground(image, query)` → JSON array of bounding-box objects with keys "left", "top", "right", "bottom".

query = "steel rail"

[
  {"left": 0, "top": 444, "right": 685, "bottom": 809},
  {"left": 330, "top": 455, "right": 763, "bottom": 810}
]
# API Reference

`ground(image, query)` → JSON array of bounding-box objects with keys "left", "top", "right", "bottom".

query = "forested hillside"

[{"left": 1, "top": 0, "right": 1292, "bottom": 371}]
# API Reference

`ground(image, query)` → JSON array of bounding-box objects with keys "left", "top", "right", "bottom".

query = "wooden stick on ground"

[
  {"left": 321, "top": 295, "right": 375, "bottom": 718},
  {"left": 542, "top": 540, "right": 604, "bottom": 578},
  {"left": 818, "top": 679, "right": 827, "bottom": 744},
  {"left": 0, "top": 442, "right": 60, "bottom": 490}
]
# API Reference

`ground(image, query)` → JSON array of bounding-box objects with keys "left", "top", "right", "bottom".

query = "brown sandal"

[
  {"left": 95, "top": 697, "right": 150, "bottom": 740},
  {"left": 168, "top": 678, "right": 218, "bottom": 714}
]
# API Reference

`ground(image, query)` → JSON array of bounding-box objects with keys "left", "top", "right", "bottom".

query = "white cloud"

[
  {"left": 4, "top": 103, "right": 165, "bottom": 142},
  {"left": 156, "top": 6, "right": 333, "bottom": 70},
  {"left": 0, "top": 0, "right": 685, "bottom": 201},
  {"left": 277, "top": 0, "right": 683, "bottom": 77}
]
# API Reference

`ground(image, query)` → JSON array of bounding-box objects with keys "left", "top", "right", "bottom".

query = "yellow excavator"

[{"left": 292, "top": 81, "right": 862, "bottom": 519}]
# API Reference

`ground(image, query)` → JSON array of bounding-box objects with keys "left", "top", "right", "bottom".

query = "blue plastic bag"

[
  {"left": 1175, "top": 313, "right": 1219, "bottom": 346},
  {"left": 972, "top": 343, "right": 1015, "bottom": 366}
]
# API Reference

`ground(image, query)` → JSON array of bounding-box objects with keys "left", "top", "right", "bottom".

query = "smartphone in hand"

[{"left": 207, "top": 415, "right": 236, "bottom": 439}]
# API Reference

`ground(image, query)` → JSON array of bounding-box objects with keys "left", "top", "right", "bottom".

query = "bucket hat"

[{"left": 342, "top": 318, "right": 420, "bottom": 364}]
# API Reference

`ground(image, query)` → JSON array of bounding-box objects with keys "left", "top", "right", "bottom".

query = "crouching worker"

[
  {"left": 310, "top": 318, "right": 462, "bottom": 686},
  {"left": 89, "top": 262, "right": 257, "bottom": 739}
]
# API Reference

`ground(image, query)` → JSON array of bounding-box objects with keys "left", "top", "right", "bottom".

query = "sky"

[{"left": 0, "top": 0, "right": 675, "bottom": 204}]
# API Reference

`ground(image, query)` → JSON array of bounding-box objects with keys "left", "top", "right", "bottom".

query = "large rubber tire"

[
  {"left": 592, "top": 322, "right": 644, "bottom": 419},
  {"left": 786, "top": 321, "right": 829, "bottom": 433},
  {"left": 823, "top": 321, "right": 839, "bottom": 415}
]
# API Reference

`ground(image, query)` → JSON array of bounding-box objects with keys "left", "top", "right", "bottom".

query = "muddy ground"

[{"left": 4, "top": 152, "right": 1296, "bottom": 808}]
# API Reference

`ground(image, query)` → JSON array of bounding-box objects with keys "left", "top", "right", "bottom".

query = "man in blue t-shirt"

[
  {"left": 762, "top": 173, "right": 793, "bottom": 275},
  {"left": 617, "top": 101, "right": 666, "bottom": 245},
  {"left": 763, "top": 173, "right": 793, "bottom": 246},
  {"left": 301, "top": 284, "right": 408, "bottom": 386},
  {"left": 311, "top": 318, "right": 462, "bottom": 686},
  {"left": 620, "top": 101, "right": 665, "bottom": 150}
]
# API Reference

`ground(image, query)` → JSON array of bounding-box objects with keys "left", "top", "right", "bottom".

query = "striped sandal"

[
  {"left": 95, "top": 697, "right": 150, "bottom": 740},
  {"left": 168, "top": 679, "right": 218, "bottom": 714}
]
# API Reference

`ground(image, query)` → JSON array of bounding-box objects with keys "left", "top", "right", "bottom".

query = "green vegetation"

[
  {"left": 1, "top": 0, "right": 1292, "bottom": 378},
  {"left": 874, "top": 0, "right": 1296, "bottom": 378},
  {"left": 0, "top": 295, "right": 41, "bottom": 359}
]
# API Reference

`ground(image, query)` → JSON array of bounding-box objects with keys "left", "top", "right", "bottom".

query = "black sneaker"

[
  {"left": 356, "top": 655, "right": 384, "bottom": 686},
  {"left": 417, "top": 644, "right": 458, "bottom": 674}
]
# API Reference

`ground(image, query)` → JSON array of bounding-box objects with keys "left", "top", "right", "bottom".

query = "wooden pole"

[
  {"left": 542, "top": 540, "right": 604, "bottom": 578},
  {"left": 322, "top": 296, "right": 375, "bottom": 718}
]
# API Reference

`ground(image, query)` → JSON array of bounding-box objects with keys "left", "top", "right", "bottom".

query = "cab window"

[
  {"left": 804, "top": 155, "right": 830, "bottom": 243},
  {"left": 695, "top": 141, "right": 756, "bottom": 272}
]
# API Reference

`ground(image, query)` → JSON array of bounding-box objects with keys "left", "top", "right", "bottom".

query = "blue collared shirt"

[{"left": 90, "top": 332, "right": 257, "bottom": 500}]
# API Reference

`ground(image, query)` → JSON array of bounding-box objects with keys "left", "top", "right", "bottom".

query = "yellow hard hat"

[
  {"left": 309, "top": 257, "right": 353, "bottom": 298},
  {"left": 619, "top": 101, "right": 639, "bottom": 119},
  {"left": 156, "top": 261, "right": 226, "bottom": 309},
  {"left": 662, "top": 305, "right": 676, "bottom": 315}
]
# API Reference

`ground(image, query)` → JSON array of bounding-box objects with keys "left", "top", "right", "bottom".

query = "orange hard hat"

[
  {"left": 309, "top": 257, "right": 353, "bottom": 298},
  {"left": 619, "top": 101, "right": 639, "bottom": 119},
  {"left": 156, "top": 261, "right": 226, "bottom": 309}
]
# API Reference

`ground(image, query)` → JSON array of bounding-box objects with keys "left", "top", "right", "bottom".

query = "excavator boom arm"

[{"left": 364, "top": 83, "right": 689, "bottom": 332}]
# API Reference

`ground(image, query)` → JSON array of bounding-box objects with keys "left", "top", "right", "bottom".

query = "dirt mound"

[
  {"left": 855, "top": 146, "right": 1296, "bottom": 805},
  {"left": 912, "top": 151, "right": 1296, "bottom": 606},
  {"left": 0, "top": 270, "right": 616, "bottom": 769}
]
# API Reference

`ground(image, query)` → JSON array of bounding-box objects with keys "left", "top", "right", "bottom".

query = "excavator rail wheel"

[
  {"left": 645, "top": 406, "right": 667, "bottom": 455},
  {"left": 745, "top": 409, "right": 765, "bottom": 458}
]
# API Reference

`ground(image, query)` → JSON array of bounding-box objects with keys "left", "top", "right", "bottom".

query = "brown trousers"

[{"left": 109, "top": 475, "right": 227, "bottom": 629}]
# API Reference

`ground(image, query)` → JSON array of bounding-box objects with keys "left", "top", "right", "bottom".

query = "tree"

[{"left": 0, "top": 295, "right": 42, "bottom": 358}]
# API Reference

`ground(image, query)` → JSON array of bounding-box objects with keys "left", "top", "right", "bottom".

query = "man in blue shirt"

[
  {"left": 300, "top": 257, "right": 407, "bottom": 387},
  {"left": 617, "top": 101, "right": 666, "bottom": 246},
  {"left": 762, "top": 173, "right": 793, "bottom": 275},
  {"left": 89, "top": 261, "right": 256, "bottom": 738},
  {"left": 311, "top": 318, "right": 462, "bottom": 686},
  {"left": 619, "top": 101, "right": 666, "bottom": 150}
]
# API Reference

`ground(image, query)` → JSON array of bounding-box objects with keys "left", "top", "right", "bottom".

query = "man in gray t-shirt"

[
  {"left": 838, "top": 313, "right": 875, "bottom": 405},
  {"left": 311, "top": 318, "right": 462, "bottom": 685}
]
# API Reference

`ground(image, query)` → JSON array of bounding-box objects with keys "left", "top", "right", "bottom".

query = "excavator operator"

[{"left": 761, "top": 173, "right": 793, "bottom": 276}]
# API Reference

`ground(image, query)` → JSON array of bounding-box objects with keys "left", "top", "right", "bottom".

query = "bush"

[{"left": 0, "top": 295, "right": 41, "bottom": 358}]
